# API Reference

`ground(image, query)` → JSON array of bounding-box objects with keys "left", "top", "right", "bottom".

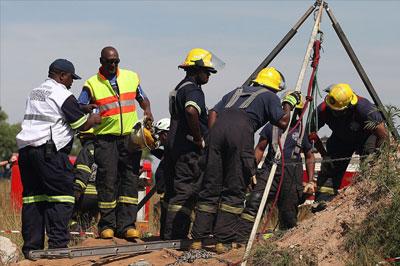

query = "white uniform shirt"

[{"left": 16, "top": 78, "right": 88, "bottom": 151}]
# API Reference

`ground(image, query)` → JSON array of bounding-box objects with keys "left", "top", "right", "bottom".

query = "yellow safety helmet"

[
  {"left": 178, "top": 48, "right": 217, "bottom": 73},
  {"left": 252, "top": 67, "right": 286, "bottom": 91},
  {"left": 325, "top": 83, "right": 358, "bottom": 111},
  {"left": 283, "top": 91, "right": 305, "bottom": 109}
]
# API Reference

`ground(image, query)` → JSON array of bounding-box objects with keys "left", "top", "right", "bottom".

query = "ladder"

[{"left": 29, "top": 238, "right": 216, "bottom": 260}]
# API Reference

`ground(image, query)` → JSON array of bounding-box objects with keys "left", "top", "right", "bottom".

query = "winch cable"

[
  {"left": 241, "top": 3, "right": 324, "bottom": 265},
  {"left": 290, "top": 33, "right": 323, "bottom": 134},
  {"left": 258, "top": 27, "right": 324, "bottom": 244},
  {"left": 258, "top": 137, "right": 285, "bottom": 238}
]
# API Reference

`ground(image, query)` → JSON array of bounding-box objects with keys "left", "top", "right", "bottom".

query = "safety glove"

[
  {"left": 282, "top": 91, "right": 302, "bottom": 109},
  {"left": 303, "top": 181, "right": 317, "bottom": 194},
  {"left": 73, "top": 182, "right": 84, "bottom": 203},
  {"left": 247, "top": 175, "right": 257, "bottom": 191}
]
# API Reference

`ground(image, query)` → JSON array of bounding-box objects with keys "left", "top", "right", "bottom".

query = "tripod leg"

[
  {"left": 325, "top": 3, "right": 399, "bottom": 141},
  {"left": 242, "top": 1, "right": 319, "bottom": 86}
]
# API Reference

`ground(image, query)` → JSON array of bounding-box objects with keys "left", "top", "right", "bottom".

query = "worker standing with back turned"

[
  {"left": 16, "top": 59, "right": 101, "bottom": 258},
  {"left": 191, "top": 67, "right": 301, "bottom": 253},
  {"left": 163, "top": 48, "right": 222, "bottom": 240},
  {"left": 80, "top": 46, "right": 153, "bottom": 240},
  {"left": 235, "top": 93, "right": 315, "bottom": 244}
]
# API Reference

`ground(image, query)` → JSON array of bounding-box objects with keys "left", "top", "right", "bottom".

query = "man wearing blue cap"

[{"left": 16, "top": 59, "right": 101, "bottom": 258}]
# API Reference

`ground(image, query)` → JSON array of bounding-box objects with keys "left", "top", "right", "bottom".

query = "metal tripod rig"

[{"left": 241, "top": 1, "right": 398, "bottom": 265}]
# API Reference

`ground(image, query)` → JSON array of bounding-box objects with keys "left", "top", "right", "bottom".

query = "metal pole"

[
  {"left": 324, "top": 3, "right": 399, "bottom": 140},
  {"left": 241, "top": 3, "right": 325, "bottom": 266},
  {"left": 242, "top": 1, "right": 318, "bottom": 87}
]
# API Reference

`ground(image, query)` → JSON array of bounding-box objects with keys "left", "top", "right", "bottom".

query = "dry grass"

[{"left": 0, "top": 179, "right": 23, "bottom": 261}]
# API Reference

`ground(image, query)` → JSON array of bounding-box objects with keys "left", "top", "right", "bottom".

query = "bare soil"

[
  {"left": 274, "top": 179, "right": 386, "bottom": 265},
  {"left": 13, "top": 180, "right": 382, "bottom": 266}
]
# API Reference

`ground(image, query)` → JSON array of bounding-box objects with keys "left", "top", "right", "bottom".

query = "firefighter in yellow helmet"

[
  {"left": 309, "top": 83, "right": 388, "bottom": 206},
  {"left": 191, "top": 67, "right": 301, "bottom": 253},
  {"left": 163, "top": 48, "right": 222, "bottom": 240},
  {"left": 235, "top": 92, "right": 316, "bottom": 244}
]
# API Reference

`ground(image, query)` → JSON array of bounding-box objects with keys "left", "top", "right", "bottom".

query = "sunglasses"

[{"left": 101, "top": 58, "right": 120, "bottom": 65}]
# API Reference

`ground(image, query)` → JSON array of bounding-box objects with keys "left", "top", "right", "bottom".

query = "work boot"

[
  {"left": 190, "top": 240, "right": 202, "bottom": 250},
  {"left": 100, "top": 229, "right": 114, "bottom": 239},
  {"left": 311, "top": 201, "right": 327, "bottom": 213},
  {"left": 125, "top": 228, "right": 140, "bottom": 239},
  {"left": 215, "top": 242, "right": 237, "bottom": 254}
]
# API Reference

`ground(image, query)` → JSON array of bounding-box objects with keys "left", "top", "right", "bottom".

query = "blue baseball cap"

[{"left": 49, "top": 59, "right": 81, "bottom": 80}]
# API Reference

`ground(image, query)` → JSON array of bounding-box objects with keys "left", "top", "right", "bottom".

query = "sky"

[{"left": 1, "top": 0, "right": 399, "bottom": 133}]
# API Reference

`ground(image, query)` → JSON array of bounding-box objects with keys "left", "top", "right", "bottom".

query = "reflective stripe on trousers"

[
  {"left": 240, "top": 212, "right": 255, "bottom": 222},
  {"left": 196, "top": 203, "right": 218, "bottom": 214},
  {"left": 23, "top": 195, "right": 75, "bottom": 204},
  {"left": 167, "top": 204, "right": 192, "bottom": 217},
  {"left": 219, "top": 203, "right": 243, "bottom": 215}
]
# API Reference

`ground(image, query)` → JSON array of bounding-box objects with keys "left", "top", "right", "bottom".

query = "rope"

[
  {"left": 290, "top": 36, "right": 322, "bottom": 134},
  {"left": 258, "top": 137, "right": 285, "bottom": 239}
]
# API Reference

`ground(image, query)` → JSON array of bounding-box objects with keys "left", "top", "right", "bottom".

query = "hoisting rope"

[
  {"left": 241, "top": 3, "right": 325, "bottom": 265},
  {"left": 257, "top": 33, "right": 324, "bottom": 239},
  {"left": 290, "top": 31, "right": 323, "bottom": 134},
  {"left": 258, "top": 137, "right": 285, "bottom": 238}
]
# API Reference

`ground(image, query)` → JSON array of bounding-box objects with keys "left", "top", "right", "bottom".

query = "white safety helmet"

[{"left": 154, "top": 118, "right": 170, "bottom": 132}]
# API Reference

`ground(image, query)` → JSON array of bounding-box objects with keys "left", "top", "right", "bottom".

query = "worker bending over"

[
  {"left": 191, "top": 67, "right": 301, "bottom": 253},
  {"left": 148, "top": 118, "right": 170, "bottom": 239},
  {"left": 309, "top": 83, "right": 388, "bottom": 203},
  {"left": 235, "top": 93, "right": 315, "bottom": 244}
]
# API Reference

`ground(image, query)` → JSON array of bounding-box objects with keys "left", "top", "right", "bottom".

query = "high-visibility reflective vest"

[{"left": 84, "top": 68, "right": 139, "bottom": 136}]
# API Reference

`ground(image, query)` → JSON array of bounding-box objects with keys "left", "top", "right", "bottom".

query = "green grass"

[
  {"left": 344, "top": 140, "right": 400, "bottom": 265},
  {"left": 250, "top": 242, "right": 317, "bottom": 266}
]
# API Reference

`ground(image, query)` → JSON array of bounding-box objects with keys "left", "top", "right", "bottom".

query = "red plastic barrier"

[
  {"left": 11, "top": 155, "right": 77, "bottom": 210},
  {"left": 302, "top": 170, "right": 357, "bottom": 189},
  {"left": 10, "top": 158, "right": 22, "bottom": 210},
  {"left": 142, "top": 160, "right": 152, "bottom": 221}
]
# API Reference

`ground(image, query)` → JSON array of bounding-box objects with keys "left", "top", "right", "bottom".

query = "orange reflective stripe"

[
  {"left": 96, "top": 95, "right": 118, "bottom": 106},
  {"left": 121, "top": 105, "right": 135, "bottom": 113},
  {"left": 97, "top": 68, "right": 120, "bottom": 80},
  {"left": 101, "top": 105, "right": 135, "bottom": 117},
  {"left": 120, "top": 92, "right": 136, "bottom": 100}
]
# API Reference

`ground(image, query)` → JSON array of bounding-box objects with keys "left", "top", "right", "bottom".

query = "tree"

[{"left": 0, "top": 107, "right": 21, "bottom": 160}]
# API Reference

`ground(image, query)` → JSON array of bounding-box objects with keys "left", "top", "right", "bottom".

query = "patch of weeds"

[
  {"left": 344, "top": 112, "right": 400, "bottom": 265},
  {"left": 250, "top": 242, "right": 317, "bottom": 266}
]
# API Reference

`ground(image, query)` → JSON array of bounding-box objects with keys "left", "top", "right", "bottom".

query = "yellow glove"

[
  {"left": 248, "top": 175, "right": 257, "bottom": 190},
  {"left": 143, "top": 128, "right": 156, "bottom": 149},
  {"left": 303, "top": 181, "right": 316, "bottom": 194}
]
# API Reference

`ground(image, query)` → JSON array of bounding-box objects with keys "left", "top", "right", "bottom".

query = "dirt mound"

[
  {"left": 13, "top": 179, "right": 385, "bottom": 266},
  {"left": 273, "top": 179, "right": 385, "bottom": 265},
  {"left": 13, "top": 237, "right": 243, "bottom": 266}
]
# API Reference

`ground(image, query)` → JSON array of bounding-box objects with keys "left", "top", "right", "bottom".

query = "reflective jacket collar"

[{"left": 98, "top": 67, "right": 120, "bottom": 81}]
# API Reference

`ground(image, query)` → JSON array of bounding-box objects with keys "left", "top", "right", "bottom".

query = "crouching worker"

[
  {"left": 309, "top": 84, "right": 388, "bottom": 204},
  {"left": 150, "top": 118, "right": 170, "bottom": 239},
  {"left": 191, "top": 67, "right": 301, "bottom": 253},
  {"left": 235, "top": 93, "right": 315, "bottom": 244},
  {"left": 70, "top": 129, "right": 99, "bottom": 232}
]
